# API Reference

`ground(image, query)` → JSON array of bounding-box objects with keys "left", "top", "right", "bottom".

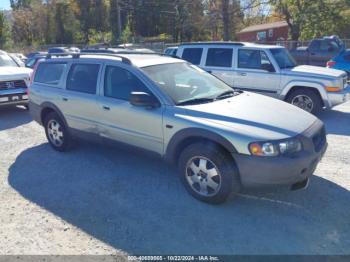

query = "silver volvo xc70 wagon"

[{"left": 29, "top": 53, "right": 327, "bottom": 204}]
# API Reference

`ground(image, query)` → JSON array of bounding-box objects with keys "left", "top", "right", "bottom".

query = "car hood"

[
  {"left": 282, "top": 65, "right": 346, "bottom": 79},
  {"left": 0, "top": 66, "right": 32, "bottom": 81},
  {"left": 179, "top": 92, "right": 318, "bottom": 141}
]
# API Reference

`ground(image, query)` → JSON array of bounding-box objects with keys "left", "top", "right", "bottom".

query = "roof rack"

[
  {"left": 179, "top": 41, "right": 244, "bottom": 46},
  {"left": 45, "top": 52, "right": 133, "bottom": 65}
]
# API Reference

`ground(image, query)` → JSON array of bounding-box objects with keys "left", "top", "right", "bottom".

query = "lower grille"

[
  {"left": 0, "top": 80, "right": 27, "bottom": 90},
  {"left": 312, "top": 127, "right": 326, "bottom": 152}
]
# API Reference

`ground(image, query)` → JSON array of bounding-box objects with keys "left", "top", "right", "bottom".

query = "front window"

[
  {"left": 142, "top": 62, "right": 234, "bottom": 105},
  {"left": 0, "top": 53, "right": 19, "bottom": 67},
  {"left": 270, "top": 48, "right": 297, "bottom": 69}
]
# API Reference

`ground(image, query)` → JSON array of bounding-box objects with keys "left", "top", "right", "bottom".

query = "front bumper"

[
  {"left": 0, "top": 89, "right": 28, "bottom": 107},
  {"left": 234, "top": 120, "right": 327, "bottom": 188},
  {"left": 327, "top": 85, "right": 350, "bottom": 108}
]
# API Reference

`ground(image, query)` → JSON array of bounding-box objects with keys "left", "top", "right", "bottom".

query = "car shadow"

[
  {"left": 318, "top": 108, "right": 350, "bottom": 136},
  {"left": 8, "top": 142, "right": 350, "bottom": 255},
  {"left": 0, "top": 106, "right": 32, "bottom": 131}
]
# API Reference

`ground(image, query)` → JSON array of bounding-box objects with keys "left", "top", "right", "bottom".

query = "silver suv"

[{"left": 29, "top": 53, "right": 327, "bottom": 204}]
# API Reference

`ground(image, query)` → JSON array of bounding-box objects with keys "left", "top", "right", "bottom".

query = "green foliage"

[
  {"left": 0, "top": 11, "right": 11, "bottom": 49},
  {"left": 121, "top": 21, "right": 132, "bottom": 44},
  {"left": 271, "top": 0, "right": 350, "bottom": 41},
  {"left": 3, "top": 0, "right": 350, "bottom": 49}
]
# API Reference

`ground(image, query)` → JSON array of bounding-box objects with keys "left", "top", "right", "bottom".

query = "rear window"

[
  {"left": 206, "top": 48, "right": 233, "bottom": 67},
  {"left": 182, "top": 48, "right": 203, "bottom": 65},
  {"left": 66, "top": 64, "right": 100, "bottom": 94},
  {"left": 34, "top": 63, "right": 67, "bottom": 85}
]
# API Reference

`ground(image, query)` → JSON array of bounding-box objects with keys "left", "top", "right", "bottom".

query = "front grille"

[
  {"left": 312, "top": 126, "right": 326, "bottom": 152},
  {"left": 0, "top": 80, "right": 27, "bottom": 90}
]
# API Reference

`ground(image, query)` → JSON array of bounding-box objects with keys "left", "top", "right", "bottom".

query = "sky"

[{"left": 0, "top": 0, "right": 10, "bottom": 10}]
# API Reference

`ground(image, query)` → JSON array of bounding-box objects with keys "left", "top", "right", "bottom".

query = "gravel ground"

[{"left": 0, "top": 102, "right": 349, "bottom": 256}]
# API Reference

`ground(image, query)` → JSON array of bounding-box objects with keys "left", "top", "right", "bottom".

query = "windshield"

[
  {"left": 270, "top": 48, "right": 297, "bottom": 69},
  {"left": 142, "top": 62, "right": 234, "bottom": 105},
  {"left": 0, "top": 54, "right": 19, "bottom": 67}
]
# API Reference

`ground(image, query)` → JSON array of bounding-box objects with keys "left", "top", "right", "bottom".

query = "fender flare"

[
  {"left": 40, "top": 102, "right": 69, "bottom": 127},
  {"left": 164, "top": 128, "right": 238, "bottom": 164},
  {"left": 279, "top": 81, "right": 329, "bottom": 107}
]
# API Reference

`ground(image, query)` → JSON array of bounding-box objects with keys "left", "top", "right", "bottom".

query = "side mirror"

[
  {"left": 129, "top": 92, "right": 160, "bottom": 108},
  {"left": 261, "top": 64, "right": 275, "bottom": 72}
]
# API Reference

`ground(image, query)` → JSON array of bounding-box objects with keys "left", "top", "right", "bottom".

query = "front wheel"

[
  {"left": 178, "top": 143, "right": 241, "bottom": 204},
  {"left": 286, "top": 88, "right": 322, "bottom": 114}
]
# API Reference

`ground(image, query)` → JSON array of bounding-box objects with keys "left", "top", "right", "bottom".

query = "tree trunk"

[{"left": 222, "top": 0, "right": 230, "bottom": 41}]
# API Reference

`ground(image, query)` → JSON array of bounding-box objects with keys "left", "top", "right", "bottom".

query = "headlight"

[{"left": 249, "top": 138, "right": 302, "bottom": 157}]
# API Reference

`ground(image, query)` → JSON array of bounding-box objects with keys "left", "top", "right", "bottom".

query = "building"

[{"left": 237, "top": 21, "right": 289, "bottom": 42}]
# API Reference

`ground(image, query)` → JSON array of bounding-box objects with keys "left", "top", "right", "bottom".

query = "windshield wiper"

[
  {"left": 215, "top": 90, "right": 241, "bottom": 100},
  {"left": 177, "top": 97, "right": 214, "bottom": 106}
]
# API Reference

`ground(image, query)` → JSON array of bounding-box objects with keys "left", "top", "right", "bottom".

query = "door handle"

[
  {"left": 62, "top": 97, "right": 68, "bottom": 101},
  {"left": 102, "top": 105, "right": 110, "bottom": 111},
  {"left": 310, "top": 53, "right": 316, "bottom": 55},
  {"left": 239, "top": 73, "right": 247, "bottom": 76}
]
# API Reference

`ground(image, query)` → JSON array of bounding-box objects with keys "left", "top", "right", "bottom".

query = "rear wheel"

[
  {"left": 44, "top": 112, "right": 72, "bottom": 152},
  {"left": 287, "top": 88, "right": 322, "bottom": 114},
  {"left": 178, "top": 143, "right": 241, "bottom": 204}
]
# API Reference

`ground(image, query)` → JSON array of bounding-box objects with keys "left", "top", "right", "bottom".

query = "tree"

[
  {"left": 0, "top": 11, "right": 11, "bottom": 48},
  {"left": 271, "top": 0, "right": 349, "bottom": 41}
]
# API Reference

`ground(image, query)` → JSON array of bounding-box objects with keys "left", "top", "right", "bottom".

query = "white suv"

[
  {"left": 0, "top": 50, "right": 32, "bottom": 108},
  {"left": 177, "top": 42, "right": 350, "bottom": 114}
]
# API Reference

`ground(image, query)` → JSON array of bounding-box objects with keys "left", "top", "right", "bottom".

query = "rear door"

[
  {"left": 60, "top": 62, "right": 102, "bottom": 133},
  {"left": 234, "top": 48, "right": 281, "bottom": 97},
  {"left": 202, "top": 47, "right": 234, "bottom": 87},
  {"left": 96, "top": 63, "right": 164, "bottom": 154}
]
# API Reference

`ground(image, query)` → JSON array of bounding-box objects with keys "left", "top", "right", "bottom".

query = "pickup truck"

[
  {"left": 0, "top": 50, "right": 32, "bottom": 108},
  {"left": 290, "top": 36, "right": 345, "bottom": 67}
]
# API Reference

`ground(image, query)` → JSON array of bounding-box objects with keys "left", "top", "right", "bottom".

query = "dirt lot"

[{"left": 0, "top": 102, "right": 349, "bottom": 256}]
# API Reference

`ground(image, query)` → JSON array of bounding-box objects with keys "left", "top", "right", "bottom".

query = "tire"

[
  {"left": 178, "top": 142, "right": 241, "bottom": 204},
  {"left": 44, "top": 112, "right": 72, "bottom": 152},
  {"left": 286, "top": 88, "right": 322, "bottom": 114}
]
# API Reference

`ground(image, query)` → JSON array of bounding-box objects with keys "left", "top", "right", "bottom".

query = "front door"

[
  {"left": 96, "top": 64, "right": 164, "bottom": 154},
  {"left": 234, "top": 49, "right": 281, "bottom": 97}
]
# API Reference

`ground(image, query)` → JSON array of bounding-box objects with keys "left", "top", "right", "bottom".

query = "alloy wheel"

[{"left": 185, "top": 156, "right": 222, "bottom": 197}]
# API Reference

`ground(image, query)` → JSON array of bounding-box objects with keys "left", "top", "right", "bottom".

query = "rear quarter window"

[
  {"left": 34, "top": 62, "right": 67, "bottom": 86},
  {"left": 182, "top": 48, "right": 203, "bottom": 65}
]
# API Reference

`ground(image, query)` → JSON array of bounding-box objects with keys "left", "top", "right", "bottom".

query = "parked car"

[
  {"left": 81, "top": 48, "right": 126, "bottom": 54},
  {"left": 176, "top": 42, "right": 350, "bottom": 114},
  {"left": 27, "top": 51, "right": 47, "bottom": 60},
  {"left": 29, "top": 53, "right": 327, "bottom": 204},
  {"left": 25, "top": 54, "right": 46, "bottom": 69},
  {"left": 164, "top": 46, "right": 178, "bottom": 57},
  {"left": 48, "top": 47, "right": 70, "bottom": 54},
  {"left": 0, "top": 50, "right": 32, "bottom": 108},
  {"left": 9, "top": 53, "right": 27, "bottom": 62},
  {"left": 290, "top": 36, "right": 345, "bottom": 67},
  {"left": 327, "top": 49, "right": 350, "bottom": 79},
  {"left": 9, "top": 53, "right": 25, "bottom": 67}
]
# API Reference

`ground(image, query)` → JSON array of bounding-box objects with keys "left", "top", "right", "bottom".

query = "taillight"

[{"left": 327, "top": 61, "right": 336, "bottom": 68}]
